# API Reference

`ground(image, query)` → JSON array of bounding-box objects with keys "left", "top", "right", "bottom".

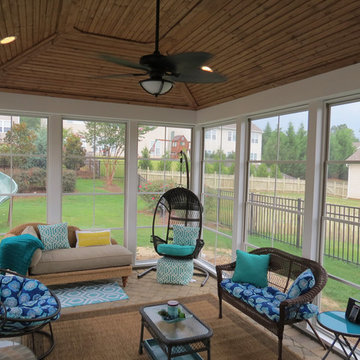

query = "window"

[
  {"left": 202, "top": 124, "right": 236, "bottom": 266},
  {"left": 246, "top": 111, "right": 308, "bottom": 256},
  {"left": 227, "top": 130, "right": 235, "bottom": 142},
  {"left": 205, "top": 129, "right": 217, "bottom": 140},
  {"left": 62, "top": 119, "right": 125, "bottom": 244},
  {"left": 321, "top": 100, "right": 360, "bottom": 311},
  {"left": 251, "top": 133, "right": 259, "bottom": 143},
  {"left": 137, "top": 125, "right": 192, "bottom": 261},
  {"left": 0, "top": 114, "right": 48, "bottom": 234}
]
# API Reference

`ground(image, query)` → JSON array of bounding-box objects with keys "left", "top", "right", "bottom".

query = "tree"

[
  {"left": 4, "top": 123, "right": 36, "bottom": 168},
  {"left": 82, "top": 123, "right": 155, "bottom": 185},
  {"left": 64, "top": 132, "right": 86, "bottom": 170},
  {"left": 329, "top": 124, "right": 357, "bottom": 180},
  {"left": 27, "top": 127, "right": 47, "bottom": 169},
  {"left": 20, "top": 117, "right": 41, "bottom": 131},
  {"left": 256, "top": 163, "right": 269, "bottom": 177},
  {"left": 139, "top": 147, "right": 152, "bottom": 170}
]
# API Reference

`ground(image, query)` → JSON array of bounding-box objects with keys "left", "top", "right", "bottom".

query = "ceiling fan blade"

[
  {"left": 166, "top": 52, "right": 213, "bottom": 71},
  {"left": 100, "top": 54, "right": 150, "bottom": 72},
  {"left": 96, "top": 72, "right": 148, "bottom": 79},
  {"left": 166, "top": 69, "right": 226, "bottom": 83}
]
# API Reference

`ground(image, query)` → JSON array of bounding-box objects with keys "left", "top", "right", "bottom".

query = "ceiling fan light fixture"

[
  {"left": 139, "top": 77, "right": 174, "bottom": 96},
  {"left": 0, "top": 36, "right": 16, "bottom": 45},
  {"left": 201, "top": 66, "right": 213, "bottom": 72}
]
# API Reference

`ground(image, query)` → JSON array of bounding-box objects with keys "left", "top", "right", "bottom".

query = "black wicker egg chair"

[{"left": 138, "top": 153, "right": 209, "bottom": 286}]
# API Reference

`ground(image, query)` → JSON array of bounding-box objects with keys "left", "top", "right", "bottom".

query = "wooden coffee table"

[{"left": 139, "top": 302, "right": 213, "bottom": 360}]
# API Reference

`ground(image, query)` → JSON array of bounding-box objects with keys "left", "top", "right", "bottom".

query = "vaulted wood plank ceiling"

[{"left": 0, "top": 0, "right": 359, "bottom": 110}]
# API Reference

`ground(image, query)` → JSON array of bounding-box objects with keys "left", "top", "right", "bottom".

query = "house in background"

[{"left": 347, "top": 142, "right": 360, "bottom": 199}]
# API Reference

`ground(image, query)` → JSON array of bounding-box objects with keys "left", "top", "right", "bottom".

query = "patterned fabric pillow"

[
  {"left": 173, "top": 225, "right": 199, "bottom": 246},
  {"left": 38, "top": 223, "right": 70, "bottom": 251},
  {"left": 0, "top": 274, "right": 60, "bottom": 334},
  {"left": 287, "top": 268, "right": 315, "bottom": 299}
]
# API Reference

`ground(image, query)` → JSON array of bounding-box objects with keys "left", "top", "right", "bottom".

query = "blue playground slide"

[{"left": 0, "top": 172, "right": 18, "bottom": 206}]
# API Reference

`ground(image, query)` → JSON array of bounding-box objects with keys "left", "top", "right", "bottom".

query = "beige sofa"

[{"left": 5, "top": 223, "right": 133, "bottom": 287}]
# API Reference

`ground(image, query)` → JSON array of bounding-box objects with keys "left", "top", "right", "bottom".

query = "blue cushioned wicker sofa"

[{"left": 216, "top": 247, "right": 328, "bottom": 360}]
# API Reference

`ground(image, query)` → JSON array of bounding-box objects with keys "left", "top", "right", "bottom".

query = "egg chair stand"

[{"left": 137, "top": 152, "right": 209, "bottom": 286}]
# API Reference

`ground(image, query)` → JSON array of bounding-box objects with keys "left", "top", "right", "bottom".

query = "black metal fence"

[{"left": 247, "top": 193, "right": 360, "bottom": 265}]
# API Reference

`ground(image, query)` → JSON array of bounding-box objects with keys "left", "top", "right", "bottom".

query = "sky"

[{"left": 252, "top": 101, "right": 360, "bottom": 140}]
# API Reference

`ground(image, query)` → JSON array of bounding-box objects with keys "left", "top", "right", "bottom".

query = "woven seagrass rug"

[
  {"left": 51, "top": 281, "right": 128, "bottom": 308},
  {"left": 42, "top": 294, "right": 301, "bottom": 360}
]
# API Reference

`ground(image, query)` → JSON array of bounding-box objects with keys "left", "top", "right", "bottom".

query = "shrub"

[
  {"left": 12, "top": 167, "right": 46, "bottom": 192},
  {"left": 139, "top": 180, "right": 177, "bottom": 209},
  {"left": 63, "top": 170, "right": 76, "bottom": 192}
]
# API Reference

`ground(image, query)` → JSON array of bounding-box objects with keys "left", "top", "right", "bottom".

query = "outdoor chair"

[
  {"left": 0, "top": 268, "right": 61, "bottom": 359},
  {"left": 137, "top": 186, "right": 209, "bottom": 286}
]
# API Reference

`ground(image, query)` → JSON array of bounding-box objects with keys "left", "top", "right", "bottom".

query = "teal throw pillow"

[
  {"left": 287, "top": 269, "right": 315, "bottom": 299},
  {"left": 158, "top": 244, "right": 195, "bottom": 257},
  {"left": 232, "top": 250, "right": 270, "bottom": 288},
  {"left": 173, "top": 225, "right": 199, "bottom": 246},
  {"left": 38, "top": 223, "right": 70, "bottom": 251}
]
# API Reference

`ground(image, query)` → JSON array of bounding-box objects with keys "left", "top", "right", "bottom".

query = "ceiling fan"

[{"left": 100, "top": 0, "right": 226, "bottom": 96}]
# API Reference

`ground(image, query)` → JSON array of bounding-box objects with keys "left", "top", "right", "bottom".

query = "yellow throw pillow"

[{"left": 75, "top": 230, "right": 111, "bottom": 247}]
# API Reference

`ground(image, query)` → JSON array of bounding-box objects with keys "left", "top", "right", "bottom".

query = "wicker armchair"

[{"left": 216, "top": 247, "right": 328, "bottom": 360}]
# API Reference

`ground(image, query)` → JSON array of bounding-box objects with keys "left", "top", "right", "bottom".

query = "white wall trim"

[
  {"left": 0, "top": 92, "right": 196, "bottom": 125},
  {"left": 47, "top": 115, "right": 63, "bottom": 224},
  {"left": 303, "top": 101, "right": 326, "bottom": 261}
]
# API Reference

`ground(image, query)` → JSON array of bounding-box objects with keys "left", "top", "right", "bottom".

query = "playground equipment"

[{"left": 0, "top": 172, "right": 18, "bottom": 224}]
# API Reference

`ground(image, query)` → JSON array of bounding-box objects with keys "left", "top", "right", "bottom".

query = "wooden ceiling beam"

[{"left": 0, "top": 33, "right": 60, "bottom": 75}]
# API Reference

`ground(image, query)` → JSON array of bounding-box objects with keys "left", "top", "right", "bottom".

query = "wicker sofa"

[
  {"left": 216, "top": 248, "right": 328, "bottom": 360},
  {"left": 4, "top": 223, "right": 133, "bottom": 287}
]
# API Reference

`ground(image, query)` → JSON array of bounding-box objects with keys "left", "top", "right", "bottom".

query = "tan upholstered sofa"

[{"left": 4, "top": 223, "right": 133, "bottom": 287}]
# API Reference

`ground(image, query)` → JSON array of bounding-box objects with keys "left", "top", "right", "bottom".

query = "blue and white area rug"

[{"left": 52, "top": 281, "right": 128, "bottom": 308}]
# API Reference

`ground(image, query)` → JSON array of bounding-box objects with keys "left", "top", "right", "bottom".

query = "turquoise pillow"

[
  {"left": 232, "top": 250, "right": 270, "bottom": 288},
  {"left": 38, "top": 223, "right": 70, "bottom": 251},
  {"left": 157, "top": 244, "right": 195, "bottom": 256},
  {"left": 173, "top": 225, "right": 199, "bottom": 246},
  {"left": 287, "top": 269, "right": 315, "bottom": 299}
]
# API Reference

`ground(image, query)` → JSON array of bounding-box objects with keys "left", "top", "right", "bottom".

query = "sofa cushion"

[
  {"left": 157, "top": 244, "right": 195, "bottom": 256},
  {"left": 221, "top": 279, "right": 318, "bottom": 322},
  {"left": 287, "top": 268, "right": 315, "bottom": 299},
  {"left": 232, "top": 250, "right": 270, "bottom": 288},
  {"left": 30, "top": 244, "right": 132, "bottom": 275},
  {"left": 38, "top": 223, "right": 70, "bottom": 251}
]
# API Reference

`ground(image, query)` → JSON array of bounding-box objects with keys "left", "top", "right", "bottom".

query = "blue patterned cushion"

[
  {"left": 173, "top": 225, "right": 199, "bottom": 246},
  {"left": 221, "top": 279, "right": 318, "bottom": 322},
  {"left": 38, "top": 223, "right": 70, "bottom": 251},
  {"left": 287, "top": 269, "right": 315, "bottom": 299},
  {"left": 0, "top": 274, "right": 60, "bottom": 334},
  {"left": 157, "top": 244, "right": 195, "bottom": 256}
]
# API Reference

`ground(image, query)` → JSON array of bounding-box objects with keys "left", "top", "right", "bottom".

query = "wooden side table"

[{"left": 317, "top": 311, "right": 360, "bottom": 359}]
